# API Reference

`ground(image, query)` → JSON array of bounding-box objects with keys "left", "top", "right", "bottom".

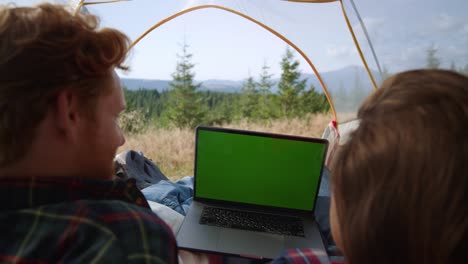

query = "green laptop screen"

[{"left": 195, "top": 128, "right": 326, "bottom": 211}]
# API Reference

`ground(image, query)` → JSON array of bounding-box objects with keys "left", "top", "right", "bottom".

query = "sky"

[{"left": 4, "top": 0, "right": 468, "bottom": 81}]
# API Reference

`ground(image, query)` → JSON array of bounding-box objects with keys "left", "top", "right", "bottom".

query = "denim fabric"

[
  {"left": 318, "top": 167, "right": 331, "bottom": 197},
  {"left": 142, "top": 176, "right": 194, "bottom": 216},
  {"left": 316, "top": 167, "right": 332, "bottom": 244}
]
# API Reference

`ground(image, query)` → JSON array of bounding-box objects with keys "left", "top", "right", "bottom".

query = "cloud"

[
  {"left": 361, "top": 17, "right": 385, "bottom": 33},
  {"left": 463, "top": 23, "right": 468, "bottom": 34},
  {"left": 400, "top": 46, "right": 422, "bottom": 63},
  {"left": 326, "top": 45, "right": 357, "bottom": 58},
  {"left": 347, "top": 12, "right": 468, "bottom": 72},
  {"left": 182, "top": 0, "right": 197, "bottom": 10},
  {"left": 352, "top": 17, "right": 386, "bottom": 42},
  {"left": 433, "top": 13, "right": 460, "bottom": 32},
  {"left": 379, "top": 38, "right": 468, "bottom": 72}
]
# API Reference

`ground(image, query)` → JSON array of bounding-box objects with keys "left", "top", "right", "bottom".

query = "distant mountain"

[
  {"left": 199, "top": 79, "right": 244, "bottom": 93},
  {"left": 121, "top": 78, "right": 170, "bottom": 91},
  {"left": 120, "top": 78, "right": 243, "bottom": 93},
  {"left": 121, "top": 65, "right": 381, "bottom": 94},
  {"left": 299, "top": 65, "right": 381, "bottom": 95}
]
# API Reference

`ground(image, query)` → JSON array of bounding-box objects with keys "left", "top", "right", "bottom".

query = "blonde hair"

[{"left": 0, "top": 3, "right": 130, "bottom": 166}]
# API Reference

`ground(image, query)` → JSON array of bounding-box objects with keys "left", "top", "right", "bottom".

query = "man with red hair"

[{"left": 0, "top": 4, "right": 177, "bottom": 263}]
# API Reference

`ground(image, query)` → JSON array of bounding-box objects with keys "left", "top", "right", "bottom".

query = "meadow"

[{"left": 118, "top": 113, "right": 332, "bottom": 181}]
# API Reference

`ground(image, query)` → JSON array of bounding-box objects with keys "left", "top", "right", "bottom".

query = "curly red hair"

[{"left": 0, "top": 3, "right": 130, "bottom": 166}]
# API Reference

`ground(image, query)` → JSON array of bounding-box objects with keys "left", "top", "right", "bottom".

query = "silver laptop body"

[{"left": 176, "top": 126, "right": 329, "bottom": 261}]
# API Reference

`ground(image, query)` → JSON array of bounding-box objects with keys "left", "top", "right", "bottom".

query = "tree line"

[
  {"left": 120, "top": 43, "right": 468, "bottom": 134},
  {"left": 121, "top": 45, "right": 330, "bottom": 133}
]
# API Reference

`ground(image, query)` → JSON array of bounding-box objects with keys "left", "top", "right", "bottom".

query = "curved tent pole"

[
  {"left": 287, "top": 0, "right": 381, "bottom": 90},
  {"left": 339, "top": 0, "right": 378, "bottom": 90},
  {"left": 74, "top": 0, "right": 129, "bottom": 14},
  {"left": 82, "top": 0, "right": 130, "bottom": 6},
  {"left": 75, "top": 0, "right": 85, "bottom": 14},
  {"left": 129, "top": 4, "right": 339, "bottom": 123},
  {"left": 348, "top": 0, "right": 383, "bottom": 79}
]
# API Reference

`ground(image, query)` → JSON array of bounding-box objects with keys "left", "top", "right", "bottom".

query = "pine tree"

[
  {"left": 166, "top": 43, "right": 205, "bottom": 128},
  {"left": 426, "top": 45, "right": 440, "bottom": 69},
  {"left": 277, "top": 48, "right": 306, "bottom": 118},
  {"left": 300, "top": 85, "right": 329, "bottom": 114},
  {"left": 256, "top": 62, "right": 275, "bottom": 119},
  {"left": 450, "top": 61, "right": 457, "bottom": 71},
  {"left": 461, "top": 64, "right": 468, "bottom": 76},
  {"left": 381, "top": 64, "right": 391, "bottom": 82},
  {"left": 240, "top": 75, "right": 258, "bottom": 119}
]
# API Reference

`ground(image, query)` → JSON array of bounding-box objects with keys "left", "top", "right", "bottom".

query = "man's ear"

[{"left": 53, "top": 89, "right": 81, "bottom": 143}]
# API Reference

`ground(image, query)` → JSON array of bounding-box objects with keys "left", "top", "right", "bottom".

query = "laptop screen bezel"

[{"left": 193, "top": 125, "right": 329, "bottom": 215}]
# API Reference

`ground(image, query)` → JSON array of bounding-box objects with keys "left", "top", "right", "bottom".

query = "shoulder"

[
  {"left": 0, "top": 200, "right": 178, "bottom": 263},
  {"left": 82, "top": 200, "right": 179, "bottom": 263}
]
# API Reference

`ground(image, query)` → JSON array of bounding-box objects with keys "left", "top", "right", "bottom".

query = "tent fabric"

[
  {"left": 287, "top": 0, "right": 339, "bottom": 3},
  {"left": 15, "top": 0, "right": 468, "bottom": 132},
  {"left": 75, "top": 0, "right": 376, "bottom": 125}
]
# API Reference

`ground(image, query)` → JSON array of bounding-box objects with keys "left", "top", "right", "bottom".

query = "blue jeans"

[{"left": 142, "top": 176, "right": 194, "bottom": 215}]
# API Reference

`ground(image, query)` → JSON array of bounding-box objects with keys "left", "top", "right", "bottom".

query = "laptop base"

[{"left": 177, "top": 201, "right": 329, "bottom": 262}]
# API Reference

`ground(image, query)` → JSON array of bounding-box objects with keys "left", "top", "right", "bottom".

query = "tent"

[
  {"left": 4, "top": 0, "right": 466, "bottom": 260},
  {"left": 11, "top": 0, "right": 468, "bottom": 156},
  {"left": 65, "top": 0, "right": 467, "bottom": 162},
  {"left": 64, "top": 0, "right": 466, "bottom": 115}
]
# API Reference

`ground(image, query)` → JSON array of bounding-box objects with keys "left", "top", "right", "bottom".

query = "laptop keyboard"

[{"left": 199, "top": 206, "right": 305, "bottom": 237}]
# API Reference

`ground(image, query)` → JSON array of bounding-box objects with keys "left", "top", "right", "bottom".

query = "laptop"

[{"left": 176, "top": 126, "right": 329, "bottom": 261}]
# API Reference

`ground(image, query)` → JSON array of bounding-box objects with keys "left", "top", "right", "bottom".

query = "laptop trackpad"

[{"left": 217, "top": 229, "right": 285, "bottom": 259}]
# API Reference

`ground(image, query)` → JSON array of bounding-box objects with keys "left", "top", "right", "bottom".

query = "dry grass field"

[{"left": 118, "top": 113, "right": 333, "bottom": 181}]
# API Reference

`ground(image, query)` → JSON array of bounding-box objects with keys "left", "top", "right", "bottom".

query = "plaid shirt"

[
  {"left": 271, "top": 248, "right": 341, "bottom": 264},
  {"left": 0, "top": 177, "right": 178, "bottom": 263}
]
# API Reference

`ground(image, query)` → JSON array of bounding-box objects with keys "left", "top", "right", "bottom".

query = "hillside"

[
  {"left": 120, "top": 78, "right": 242, "bottom": 93},
  {"left": 121, "top": 65, "right": 381, "bottom": 94}
]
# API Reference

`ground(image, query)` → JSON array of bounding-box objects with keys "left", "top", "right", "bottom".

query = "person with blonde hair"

[
  {"left": 329, "top": 69, "right": 467, "bottom": 264},
  {"left": 0, "top": 4, "right": 177, "bottom": 262},
  {"left": 272, "top": 69, "right": 467, "bottom": 264}
]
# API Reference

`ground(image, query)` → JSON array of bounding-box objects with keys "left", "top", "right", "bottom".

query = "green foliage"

[
  {"left": 380, "top": 65, "right": 392, "bottom": 84},
  {"left": 124, "top": 88, "right": 166, "bottom": 119},
  {"left": 119, "top": 109, "right": 146, "bottom": 134},
  {"left": 460, "top": 64, "right": 468, "bottom": 76},
  {"left": 120, "top": 45, "right": 332, "bottom": 131},
  {"left": 256, "top": 63, "right": 277, "bottom": 120},
  {"left": 449, "top": 62, "right": 468, "bottom": 76},
  {"left": 165, "top": 43, "right": 206, "bottom": 129},
  {"left": 240, "top": 76, "right": 259, "bottom": 119},
  {"left": 277, "top": 48, "right": 307, "bottom": 118},
  {"left": 301, "top": 85, "right": 330, "bottom": 114},
  {"left": 426, "top": 45, "right": 440, "bottom": 69},
  {"left": 201, "top": 91, "right": 241, "bottom": 125},
  {"left": 450, "top": 61, "right": 457, "bottom": 71}
]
